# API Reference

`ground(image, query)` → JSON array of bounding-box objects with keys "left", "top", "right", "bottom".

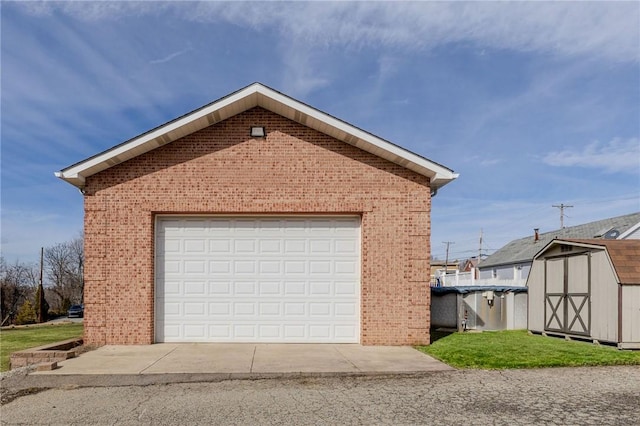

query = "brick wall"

[{"left": 83, "top": 107, "right": 432, "bottom": 345}]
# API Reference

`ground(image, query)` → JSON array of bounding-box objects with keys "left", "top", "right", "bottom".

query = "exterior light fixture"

[{"left": 250, "top": 126, "right": 266, "bottom": 138}]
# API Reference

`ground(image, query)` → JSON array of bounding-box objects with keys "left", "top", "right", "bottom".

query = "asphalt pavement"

[{"left": 2, "top": 365, "right": 639, "bottom": 425}]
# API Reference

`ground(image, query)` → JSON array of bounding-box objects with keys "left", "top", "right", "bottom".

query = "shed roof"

[
  {"left": 535, "top": 239, "right": 640, "bottom": 285},
  {"left": 55, "top": 82, "right": 458, "bottom": 190},
  {"left": 479, "top": 212, "right": 640, "bottom": 269}
]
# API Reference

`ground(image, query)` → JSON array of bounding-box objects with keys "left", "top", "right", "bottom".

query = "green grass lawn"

[
  {"left": 418, "top": 330, "right": 640, "bottom": 369},
  {"left": 0, "top": 323, "right": 84, "bottom": 372}
]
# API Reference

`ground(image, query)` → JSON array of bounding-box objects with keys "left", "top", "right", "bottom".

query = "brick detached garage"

[{"left": 56, "top": 83, "right": 457, "bottom": 346}]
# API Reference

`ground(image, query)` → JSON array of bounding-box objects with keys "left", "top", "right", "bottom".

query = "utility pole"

[
  {"left": 478, "top": 228, "right": 483, "bottom": 265},
  {"left": 37, "top": 247, "right": 45, "bottom": 323},
  {"left": 443, "top": 241, "right": 455, "bottom": 270},
  {"left": 552, "top": 204, "right": 573, "bottom": 228}
]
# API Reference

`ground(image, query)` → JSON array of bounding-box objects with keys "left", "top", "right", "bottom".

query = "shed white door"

[{"left": 155, "top": 217, "right": 361, "bottom": 343}]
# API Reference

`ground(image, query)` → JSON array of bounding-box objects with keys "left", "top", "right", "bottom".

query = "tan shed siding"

[
  {"left": 589, "top": 250, "right": 619, "bottom": 343},
  {"left": 526, "top": 259, "right": 545, "bottom": 332},
  {"left": 83, "top": 107, "right": 432, "bottom": 346},
  {"left": 621, "top": 286, "right": 640, "bottom": 345}
]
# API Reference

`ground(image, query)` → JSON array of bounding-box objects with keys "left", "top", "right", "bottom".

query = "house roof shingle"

[{"left": 479, "top": 212, "right": 640, "bottom": 269}]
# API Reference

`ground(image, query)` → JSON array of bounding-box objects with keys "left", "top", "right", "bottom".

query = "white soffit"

[{"left": 55, "top": 83, "right": 458, "bottom": 189}]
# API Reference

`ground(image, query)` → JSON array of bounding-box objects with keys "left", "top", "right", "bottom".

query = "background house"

[
  {"left": 431, "top": 212, "right": 640, "bottom": 333},
  {"left": 478, "top": 212, "right": 640, "bottom": 285},
  {"left": 56, "top": 83, "right": 457, "bottom": 346},
  {"left": 430, "top": 259, "right": 460, "bottom": 286},
  {"left": 527, "top": 238, "right": 640, "bottom": 349}
]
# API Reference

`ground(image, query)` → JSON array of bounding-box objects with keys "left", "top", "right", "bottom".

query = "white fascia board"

[{"left": 57, "top": 82, "right": 457, "bottom": 188}]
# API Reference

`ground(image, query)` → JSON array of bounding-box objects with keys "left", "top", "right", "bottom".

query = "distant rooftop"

[{"left": 479, "top": 211, "right": 640, "bottom": 269}]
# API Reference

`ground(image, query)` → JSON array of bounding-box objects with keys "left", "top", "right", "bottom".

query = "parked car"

[{"left": 67, "top": 304, "right": 84, "bottom": 318}]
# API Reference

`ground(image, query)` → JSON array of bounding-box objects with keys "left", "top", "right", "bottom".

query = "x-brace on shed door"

[{"left": 544, "top": 252, "right": 591, "bottom": 336}]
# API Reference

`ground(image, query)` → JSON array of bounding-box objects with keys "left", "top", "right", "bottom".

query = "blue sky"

[{"left": 2, "top": 1, "right": 639, "bottom": 264}]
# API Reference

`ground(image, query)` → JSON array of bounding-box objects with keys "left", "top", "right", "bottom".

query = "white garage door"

[{"left": 155, "top": 217, "right": 361, "bottom": 343}]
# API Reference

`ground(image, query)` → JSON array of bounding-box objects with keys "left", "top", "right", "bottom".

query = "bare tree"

[
  {"left": 44, "top": 235, "right": 84, "bottom": 311},
  {"left": 0, "top": 257, "right": 38, "bottom": 325}
]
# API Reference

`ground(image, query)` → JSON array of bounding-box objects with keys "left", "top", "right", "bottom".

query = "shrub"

[{"left": 15, "top": 300, "right": 37, "bottom": 325}]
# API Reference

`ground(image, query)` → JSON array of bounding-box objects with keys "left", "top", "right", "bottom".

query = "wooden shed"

[{"left": 527, "top": 239, "right": 640, "bottom": 349}]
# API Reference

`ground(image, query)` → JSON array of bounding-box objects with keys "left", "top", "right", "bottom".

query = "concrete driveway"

[{"left": 33, "top": 343, "right": 452, "bottom": 376}]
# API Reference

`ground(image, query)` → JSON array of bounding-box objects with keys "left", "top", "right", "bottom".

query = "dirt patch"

[{"left": 1, "top": 387, "right": 48, "bottom": 406}]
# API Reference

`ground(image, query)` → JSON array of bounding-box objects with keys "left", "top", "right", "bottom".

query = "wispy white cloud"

[
  {"left": 542, "top": 138, "right": 640, "bottom": 174},
  {"left": 278, "top": 46, "right": 330, "bottom": 97},
  {"left": 461, "top": 156, "right": 503, "bottom": 167},
  {"left": 18, "top": 2, "right": 640, "bottom": 62},
  {"left": 149, "top": 45, "right": 193, "bottom": 65}
]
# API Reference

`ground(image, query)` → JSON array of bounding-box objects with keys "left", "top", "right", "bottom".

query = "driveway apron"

[{"left": 31, "top": 344, "right": 452, "bottom": 376}]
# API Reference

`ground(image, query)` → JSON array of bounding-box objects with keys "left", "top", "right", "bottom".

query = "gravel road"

[{"left": 1, "top": 366, "right": 639, "bottom": 425}]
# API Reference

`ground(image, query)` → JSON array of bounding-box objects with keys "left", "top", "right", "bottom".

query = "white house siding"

[{"left": 478, "top": 263, "right": 530, "bottom": 282}]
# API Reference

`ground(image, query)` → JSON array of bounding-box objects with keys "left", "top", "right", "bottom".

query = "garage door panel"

[
  {"left": 156, "top": 216, "right": 361, "bottom": 343},
  {"left": 259, "top": 302, "right": 281, "bottom": 315},
  {"left": 310, "top": 261, "right": 331, "bottom": 274},
  {"left": 259, "top": 281, "right": 280, "bottom": 294},
  {"left": 308, "top": 281, "right": 329, "bottom": 294},
  {"left": 210, "top": 239, "right": 231, "bottom": 252},
  {"left": 285, "top": 302, "right": 306, "bottom": 316},
  {"left": 234, "top": 325, "right": 256, "bottom": 338},
  {"left": 184, "top": 281, "right": 206, "bottom": 295},
  {"left": 335, "top": 239, "right": 357, "bottom": 253},
  {"left": 234, "top": 239, "right": 256, "bottom": 253},
  {"left": 184, "top": 324, "right": 207, "bottom": 338},
  {"left": 335, "top": 282, "right": 357, "bottom": 295},
  {"left": 209, "top": 302, "right": 230, "bottom": 315},
  {"left": 209, "top": 281, "right": 231, "bottom": 294},
  {"left": 259, "top": 240, "right": 282, "bottom": 253},
  {"left": 284, "top": 281, "right": 305, "bottom": 295},
  {"left": 210, "top": 261, "right": 231, "bottom": 274},
  {"left": 259, "top": 261, "right": 281, "bottom": 274},
  {"left": 184, "top": 260, "right": 206, "bottom": 274},
  {"left": 335, "top": 261, "right": 357, "bottom": 274},
  {"left": 284, "top": 240, "right": 306, "bottom": 253},
  {"left": 335, "top": 325, "right": 358, "bottom": 339},
  {"left": 284, "top": 261, "right": 306, "bottom": 274}
]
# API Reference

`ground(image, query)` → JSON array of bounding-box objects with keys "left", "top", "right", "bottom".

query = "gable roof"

[
  {"left": 534, "top": 239, "right": 640, "bottom": 285},
  {"left": 479, "top": 212, "right": 640, "bottom": 269},
  {"left": 55, "top": 82, "right": 458, "bottom": 189}
]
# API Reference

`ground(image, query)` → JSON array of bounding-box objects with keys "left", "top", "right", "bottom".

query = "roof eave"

[{"left": 56, "top": 83, "right": 458, "bottom": 189}]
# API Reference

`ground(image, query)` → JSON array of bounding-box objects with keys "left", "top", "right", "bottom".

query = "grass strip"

[
  {"left": 0, "top": 323, "right": 84, "bottom": 372},
  {"left": 418, "top": 330, "right": 640, "bottom": 369}
]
